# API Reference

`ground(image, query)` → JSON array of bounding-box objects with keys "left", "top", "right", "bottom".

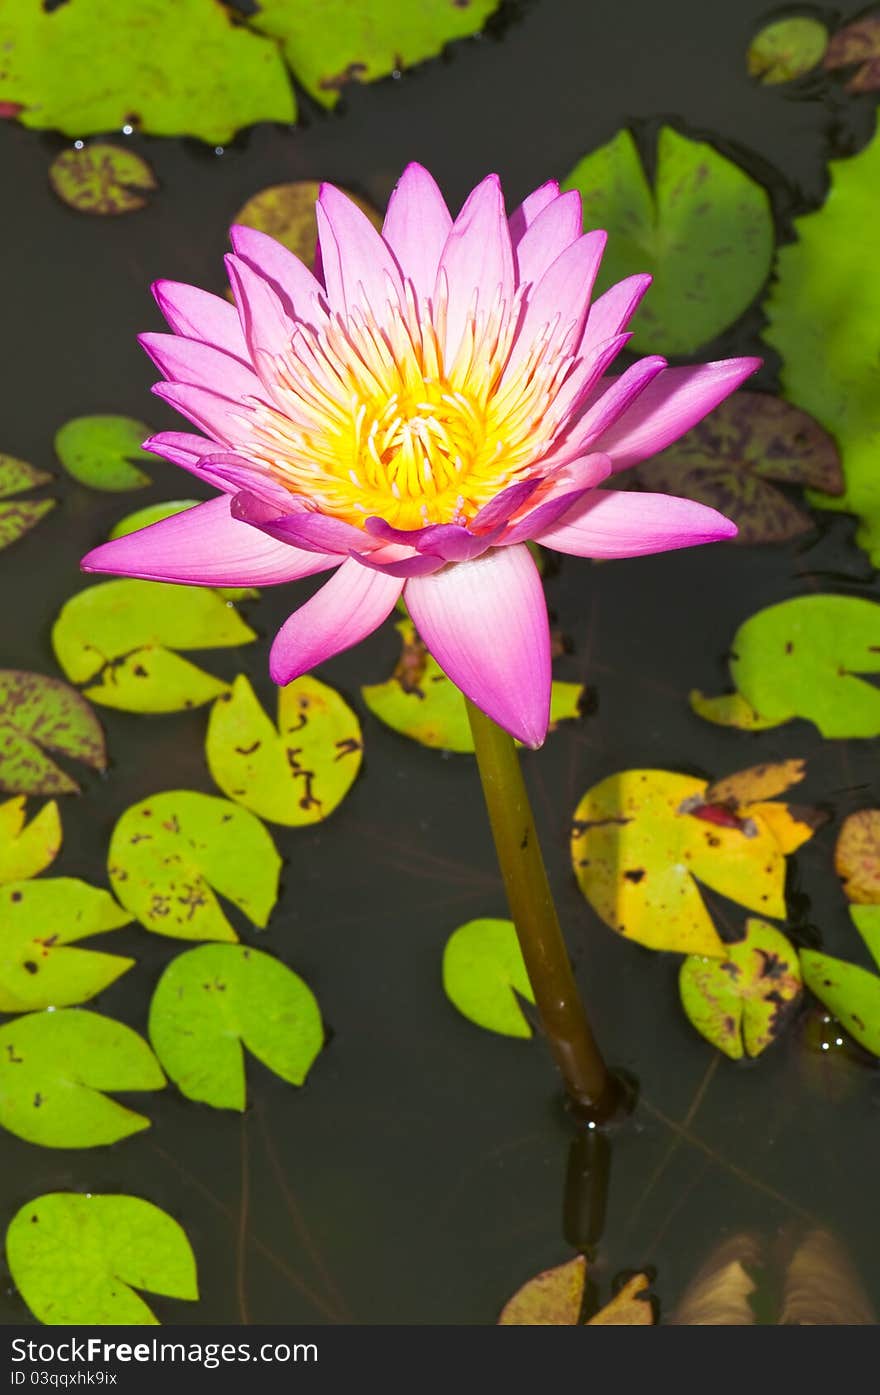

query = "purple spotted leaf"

[
  {"left": 824, "top": 16, "right": 880, "bottom": 92},
  {"left": 0, "top": 671, "right": 107, "bottom": 796}
]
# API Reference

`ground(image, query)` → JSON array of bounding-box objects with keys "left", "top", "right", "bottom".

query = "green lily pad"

[
  {"left": 7, "top": 1193, "right": 198, "bottom": 1326},
  {"left": 149, "top": 943, "right": 323, "bottom": 1110},
  {"left": 0, "top": 671, "right": 106, "bottom": 796},
  {"left": 442, "top": 918, "right": 534, "bottom": 1038},
  {"left": 54, "top": 415, "right": 154, "bottom": 491},
  {"left": 0, "top": 878, "right": 133, "bottom": 1013},
  {"left": 763, "top": 119, "right": 880, "bottom": 564},
  {"left": 108, "top": 790, "right": 281, "bottom": 942},
  {"left": 563, "top": 126, "right": 773, "bottom": 355},
  {"left": 52, "top": 580, "right": 255, "bottom": 713},
  {"left": 206, "top": 674, "right": 362, "bottom": 827},
  {"left": 801, "top": 944, "right": 880, "bottom": 1058},
  {"left": 0, "top": 0, "right": 293, "bottom": 142},
  {"left": 823, "top": 16, "right": 880, "bottom": 93},
  {"left": 747, "top": 17, "right": 828, "bottom": 84},
  {"left": 0, "top": 1010, "right": 164, "bottom": 1147},
  {"left": 680, "top": 918, "right": 802, "bottom": 1060},
  {"left": 49, "top": 142, "right": 158, "bottom": 215},
  {"left": 0, "top": 798, "right": 61, "bottom": 883},
  {"left": 690, "top": 596, "right": 880, "bottom": 737},
  {"left": 0, "top": 452, "right": 55, "bottom": 554}
]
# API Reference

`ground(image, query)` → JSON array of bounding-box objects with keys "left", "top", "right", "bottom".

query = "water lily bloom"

[{"left": 82, "top": 165, "right": 759, "bottom": 746}]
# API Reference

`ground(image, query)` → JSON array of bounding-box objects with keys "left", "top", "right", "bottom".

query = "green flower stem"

[{"left": 465, "top": 698, "right": 620, "bottom": 1124}]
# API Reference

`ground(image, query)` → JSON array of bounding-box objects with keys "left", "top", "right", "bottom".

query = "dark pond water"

[{"left": 1, "top": 0, "right": 879, "bottom": 1325}]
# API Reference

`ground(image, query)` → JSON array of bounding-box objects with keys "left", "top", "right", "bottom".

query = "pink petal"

[
  {"left": 229, "top": 224, "right": 327, "bottom": 326},
  {"left": 514, "top": 190, "right": 583, "bottom": 288},
  {"left": 381, "top": 162, "right": 453, "bottom": 301},
  {"left": 152, "top": 382, "right": 243, "bottom": 445},
  {"left": 405, "top": 545, "right": 551, "bottom": 748},
  {"left": 269, "top": 557, "right": 403, "bottom": 683},
  {"left": 539, "top": 331, "right": 633, "bottom": 439},
  {"left": 197, "top": 458, "right": 293, "bottom": 509},
  {"left": 225, "top": 253, "right": 295, "bottom": 362},
  {"left": 580, "top": 274, "right": 652, "bottom": 356},
  {"left": 152, "top": 280, "right": 248, "bottom": 362},
  {"left": 365, "top": 517, "right": 501, "bottom": 562},
  {"left": 143, "top": 431, "right": 219, "bottom": 471},
  {"left": 504, "top": 231, "right": 607, "bottom": 381},
  {"left": 501, "top": 453, "right": 613, "bottom": 543},
  {"left": 536, "top": 489, "right": 738, "bottom": 558},
  {"left": 352, "top": 546, "right": 446, "bottom": 578},
  {"left": 593, "top": 359, "right": 762, "bottom": 471},
  {"left": 316, "top": 183, "right": 405, "bottom": 320},
  {"left": 508, "top": 181, "right": 560, "bottom": 244},
  {"left": 232, "top": 491, "right": 376, "bottom": 555},
  {"left": 139, "top": 333, "right": 264, "bottom": 400},
  {"left": 471, "top": 477, "right": 544, "bottom": 530},
  {"left": 81, "top": 495, "right": 339, "bottom": 586},
  {"left": 436, "top": 174, "right": 515, "bottom": 362},
  {"left": 545, "top": 356, "right": 668, "bottom": 466}
]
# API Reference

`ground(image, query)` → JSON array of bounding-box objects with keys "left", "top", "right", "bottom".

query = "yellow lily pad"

[
  {"left": 498, "top": 1255, "right": 653, "bottom": 1325},
  {"left": 0, "top": 798, "right": 61, "bottom": 883}
]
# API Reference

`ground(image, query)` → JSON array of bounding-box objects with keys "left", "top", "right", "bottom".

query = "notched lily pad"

[
  {"left": 7, "top": 1193, "right": 198, "bottom": 1326},
  {"left": 0, "top": 452, "right": 55, "bottom": 554},
  {"left": 0, "top": 1009, "right": 164, "bottom": 1148},
  {"left": 0, "top": 670, "right": 106, "bottom": 796},
  {"left": 563, "top": 126, "right": 773, "bottom": 355},
  {"left": 824, "top": 16, "right": 880, "bottom": 92},
  {"left": 206, "top": 674, "right": 363, "bottom": 826},
  {"left": 628, "top": 393, "right": 843, "bottom": 545},
  {"left": 680, "top": 918, "right": 803, "bottom": 1059},
  {"left": 498, "top": 1256, "right": 653, "bottom": 1325},
  {"left": 233, "top": 181, "right": 382, "bottom": 270},
  {"left": 0, "top": 798, "right": 61, "bottom": 883},
  {"left": 49, "top": 142, "right": 158, "bottom": 215},
  {"left": 108, "top": 790, "right": 281, "bottom": 942},
  {"left": 691, "top": 596, "right": 880, "bottom": 737},
  {"left": 442, "top": 918, "right": 535, "bottom": 1038},
  {"left": 148, "top": 943, "right": 324, "bottom": 1110},
  {"left": 747, "top": 17, "right": 828, "bottom": 84},
  {"left": 54, "top": 415, "right": 153, "bottom": 491}
]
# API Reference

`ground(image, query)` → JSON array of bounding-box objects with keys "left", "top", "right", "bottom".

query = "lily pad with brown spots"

[
  {"left": 0, "top": 671, "right": 106, "bottom": 796},
  {"left": 49, "top": 143, "right": 158, "bottom": 215},
  {"left": 834, "top": 810, "right": 880, "bottom": 904},
  {"left": 679, "top": 918, "right": 803, "bottom": 1059},
  {"left": 0, "top": 453, "right": 55, "bottom": 554}
]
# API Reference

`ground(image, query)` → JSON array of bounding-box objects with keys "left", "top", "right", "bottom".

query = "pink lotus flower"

[{"left": 82, "top": 165, "right": 758, "bottom": 746}]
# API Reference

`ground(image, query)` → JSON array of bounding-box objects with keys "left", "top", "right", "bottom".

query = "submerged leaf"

[
  {"left": 55, "top": 415, "right": 153, "bottom": 491},
  {"left": 498, "top": 1256, "right": 586, "bottom": 1325},
  {"left": 49, "top": 143, "right": 158, "bottom": 215},
  {"left": 149, "top": 943, "right": 323, "bottom": 1110},
  {"left": 690, "top": 596, "right": 880, "bottom": 737},
  {"left": 7, "top": 1193, "right": 198, "bottom": 1326},
  {"left": 0, "top": 798, "right": 61, "bottom": 883},
  {"left": 0, "top": 671, "right": 106, "bottom": 796},
  {"left": 669, "top": 1235, "right": 761, "bottom": 1325},
  {"left": 680, "top": 918, "right": 802, "bottom": 1059},
  {"left": 824, "top": 16, "right": 880, "bottom": 93},
  {"left": 747, "top": 17, "right": 828, "bottom": 84},
  {"left": 442, "top": 919, "right": 535, "bottom": 1038},
  {"left": 563, "top": 126, "right": 773, "bottom": 354},
  {"left": 0, "top": 452, "right": 55, "bottom": 554},
  {"left": 206, "top": 674, "right": 363, "bottom": 826},
  {"left": 779, "top": 1230, "right": 876, "bottom": 1325},
  {"left": 108, "top": 790, "right": 281, "bottom": 942},
  {"left": 0, "top": 1010, "right": 164, "bottom": 1147},
  {"left": 233, "top": 181, "right": 382, "bottom": 270}
]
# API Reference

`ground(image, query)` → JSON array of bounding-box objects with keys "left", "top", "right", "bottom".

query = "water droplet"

[
  {"left": 122, "top": 124, "right": 133, "bottom": 135},
  {"left": 73, "top": 139, "right": 84, "bottom": 150}
]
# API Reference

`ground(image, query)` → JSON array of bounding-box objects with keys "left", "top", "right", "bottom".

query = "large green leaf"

[
  {"left": 149, "top": 944, "right": 323, "bottom": 1110},
  {"left": 563, "top": 127, "right": 773, "bottom": 354},
  {"left": 0, "top": 0, "right": 293, "bottom": 142},
  {"left": 0, "top": 1010, "right": 164, "bottom": 1147},
  {"left": 0, "top": 798, "right": 61, "bottom": 883},
  {"left": 0, "top": 671, "right": 106, "bottom": 796},
  {"left": 680, "top": 919, "right": 802, "bottom": 1060},
  {"left": 7, "top": 1193, "right": 198, "bottom": 1326},
  {"left": 0, "top": 878, "right": 133, "bottom": 1013},
  {"left": 690, "top": 596, "right": 880, "bottom": 737},
  {"left": 763, "top": 119, "right": 880, "bottom": 563},
  {"left": 108, "top": 791, "right": 281, "bottom": 942},
  {"left": 442, "top": 919, "right": 534, "bottom": 1038},
  {"left": 0, "top": 453, "right": 55, "bottom": 554}
]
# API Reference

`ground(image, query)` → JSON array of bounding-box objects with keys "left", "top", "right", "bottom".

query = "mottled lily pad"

[
  {"left": 627, "top": 393, "right": 842, "bottom": 545},
  {"left": 498, "top": 1256, "right": 653, "bottom": 1325},
  {"left": 6, "top": 1193, "right": 198, "bottom": 1326},
  {"left": 747, "top": 17, "right": 828, "bottom": 84},
  {"left": 0, "top": 670, "right": 106, "bottom": 796},
  {"left": 0, "top": 878, "right": 133, "bottom": 1013},
  {"left": 233, "top": 181, "right": 382, "bottom": 270},
  {"left": 442, "top": 919, "right": 535, "bottom": 1038},
  {"left": 691, "top": 596, "right": 880, "bottom": 737},
  {"left": 149, "top": 943, "right": 323, "bottom": 1110},
  {"left": 0, "top": 453, "right": 55, "bottom": 554},
  {"left": 680, "top": 918, "right": 802, "bottom": 1059},
  {"left": 824, "top": 16, "right": 880, "bottom": 92},
  {"left": 0, "top": 798, "right": 61, "bottom": 883},
  {"left": 206, "top": 675, "right": 363, "bottom": 826},
  {"left": 835, "top": 810, "right": 880, "bottom": 904},
  {"left": 0, "top": 1010, "right": 164, "bottom": 1147},
  {"left": 563, "top": 126, "right": 773, "bottom": 354},
  {"left": 54, "top": 415, "right": 153, "bottom": 491},
  {"left": 49, "top": 142, "right": 158, "bottom": 215},
  {"left": 108, "top": 790, "right": 281, "bottom": 942}
]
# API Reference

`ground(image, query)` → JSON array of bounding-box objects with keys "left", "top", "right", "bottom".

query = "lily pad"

[
  {"left": 747, "top": 17, "right": 828, "bottom": 84},
  {"left": 824, "top": 16, "right": 880, "bottom": 92},
  {"left": 627, "top": 393, "right": 842, "bottom": 545},
  {"left": 498, "top": 1256, "right": 653, "bottom": 1325},
  {"left": 571, "top": 767, "right": 818, "bottom": 957},
  {"left": 0, "top": 452, "right": 55, "bottom": 553},
  {"left": 834, "top": 810, "right": 880, "bottom": 904},
  {"left": 54, "top": 415, "right": 153, "bottom": 491},
  {"left": 0, "top": 798, "right": 61, "bottom": 883},
  {"left": 148, "top": 943, "right": 323, "bottom": 1110},
  {"left": 763, "top": 119, "right": 880, "bottom": 563},
  {"left": 690, "top": 596, "right": 880, "bottom": 737},
  {"left": 0, "top": 671, "right": 106, "bottom": 796},
  {"left": 0, "top": 1009, "right": 164, "bottom": 1147},
  {"left": 0, "top": 0, "right": 293, "bottom": 142},
  {"left": 108, "top": 790, "right": 281, "bottom": 942},
  {"left": 52, "top": 580, "right": 256, "bottom": 713},
  {"left": 0, "top": 878, "right": 133, "bottom": 1013},
  {"left": 49, "top": 142, "right": 158, "bottom": 215},
  {"left": 6, "top": 1193, "right": 198, "bottom": 1326},
  {"left": 801, "top": 939, "right": 880, "bottom": 1058},
  {"left": 233, "top": 181, "right": 382, "bottom": 270},
  {"left": 563, "top": 126, "right": 773, "bottom": 355},
  {"left": 680, "top": 918, "right": 803, "bottom": 1060},
  {"left": 442, "top": 919, "right": 534, "bottom": 1038},
  {"left": 206, "top": 674, "right": 363, "bottom": 826},
  {"left": 587, "top": 1274, "right": 654, "bottom": 1326}
]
